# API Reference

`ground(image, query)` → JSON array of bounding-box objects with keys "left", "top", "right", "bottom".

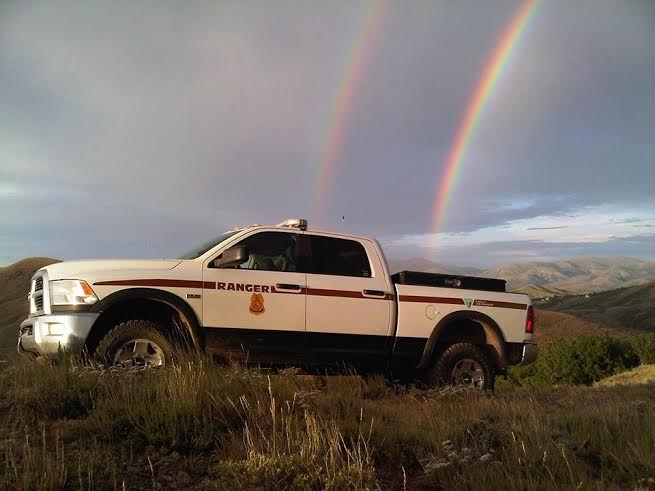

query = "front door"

[{"left": 202, "top": 230, "right": 306, "bottom": 363}]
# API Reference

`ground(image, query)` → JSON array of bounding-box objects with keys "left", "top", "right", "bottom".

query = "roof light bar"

[{"left": 276, "top": 218, "right": 308, "bottom": 230}]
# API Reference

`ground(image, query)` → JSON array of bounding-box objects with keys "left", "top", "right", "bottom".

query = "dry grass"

[
  {"left": 0, "top": 356, "right": 654, "bottom": 490},
  {"left": 595, "top": 364, "right": 655, "bottom": 387}
]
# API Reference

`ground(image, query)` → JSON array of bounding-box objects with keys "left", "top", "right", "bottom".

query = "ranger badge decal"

[{"left": 249, "top": 293, "right": 265, "bottom": 315}]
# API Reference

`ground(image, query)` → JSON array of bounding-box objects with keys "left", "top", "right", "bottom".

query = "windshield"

[{"left": 177, "top": 230, "right": 242, "bottom": 260}]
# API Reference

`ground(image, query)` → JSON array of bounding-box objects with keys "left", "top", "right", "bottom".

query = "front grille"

[{"left": 30, "top": 272, "right": 47, "bottom": 315}]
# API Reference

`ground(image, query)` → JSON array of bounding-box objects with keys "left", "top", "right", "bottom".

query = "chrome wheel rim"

[
  {"left": 113, "top": 338, "right": 165, "bottom": 367},
  {"left": 450, "top": 358, "right": 484, "bottom": 388}
]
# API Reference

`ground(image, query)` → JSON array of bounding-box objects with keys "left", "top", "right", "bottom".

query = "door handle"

[
  {"left": 275, "top": 283, "right": 303, "bottom": 293},
  {"left": 362, "top": 289, "right": 386, "bottom": 298}
]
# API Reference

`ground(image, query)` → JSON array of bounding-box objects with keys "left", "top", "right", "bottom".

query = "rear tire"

[
  {"left": 94, "top": 320, "right": 174, "bottom": 368},
  {"left": 427, "top": 343, "right": 495, "bottom": 391}
]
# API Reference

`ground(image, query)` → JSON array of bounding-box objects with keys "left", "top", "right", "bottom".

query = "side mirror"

[{"left": 214, "top": 246, "right": 249, "bottom": 268}]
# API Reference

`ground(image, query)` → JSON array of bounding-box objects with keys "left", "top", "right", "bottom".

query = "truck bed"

[{"left": 391, "top": 271, "right": 506, "bottom": 293}]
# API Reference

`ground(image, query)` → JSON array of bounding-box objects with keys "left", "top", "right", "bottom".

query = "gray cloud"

[
  {"left": 611, "top": 218, "right": 644, "bottom": 224},
  {"left": 1, "top": 0, "right": 654, "bottom": 265}
]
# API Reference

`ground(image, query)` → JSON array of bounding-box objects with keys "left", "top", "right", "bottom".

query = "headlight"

[{"left": 50, "top": 280, "right": 98, "bottom": 306}]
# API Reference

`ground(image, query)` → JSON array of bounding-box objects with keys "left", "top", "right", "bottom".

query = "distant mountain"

[
  {"left": 0, "top": 257, "right": 60, "bottom": 350},
  {"left": 482, "top": 257, "right": 655, "bottom": 296},
  {"left": 388, "top": 257, "right": 483, "bottom": 276},
  {"left": 537, "top": 282, "right": 655, "bottom": 333}
]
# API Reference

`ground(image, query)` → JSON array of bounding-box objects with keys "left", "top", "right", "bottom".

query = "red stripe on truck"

[
  {"left": 472, "top": 299, "right": 527, "bottom": 310},
  {"left": 306, "top": 288, "right": 393, "bottom": 300},
  {"left": 94, "top": 279, "right": 216, "bottom": 289},
  {"left": 398, "top": 295, "right": 465, "bottom": 305}
]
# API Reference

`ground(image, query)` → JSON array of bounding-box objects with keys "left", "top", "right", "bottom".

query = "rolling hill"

[
  {"left": 0, "top": 257, "right": 59, "bottom": 350},
  {"left": 537, "top": 281, "right": 655, "bottom": 332},
  {"left": 533, "top": 309, "right": 630, "bottom": 343},
  {"left": 482, "top": 257, "right": 655, "bottom": 296}
]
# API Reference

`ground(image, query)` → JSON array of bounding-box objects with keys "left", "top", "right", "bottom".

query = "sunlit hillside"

[{"left": 533, "top": 309, "right": 628, "bottom": 343}]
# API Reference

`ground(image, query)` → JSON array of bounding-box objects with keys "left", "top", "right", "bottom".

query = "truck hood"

[{"left": 40, "top": 259, "right": 183, "bottom": 281}]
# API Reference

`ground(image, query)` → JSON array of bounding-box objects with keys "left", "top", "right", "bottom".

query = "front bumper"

[
  {"left": 520, "top": 343, "right": 538, "bottom": 365},
  {"left": 17, "top": 313, "right": 99, "bottom": 357}
]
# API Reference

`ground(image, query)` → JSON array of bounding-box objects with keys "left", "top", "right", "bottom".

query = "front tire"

[
  {"left": 94, "top": 320, "right": 174, "bottom": 368},
  {"left": 427, "top": 343, "right": 495, "bottom": 391}
]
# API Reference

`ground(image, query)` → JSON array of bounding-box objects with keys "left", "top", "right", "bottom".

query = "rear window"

[{"left": 308, "top": 235, "right": 371, "bottom": 278}]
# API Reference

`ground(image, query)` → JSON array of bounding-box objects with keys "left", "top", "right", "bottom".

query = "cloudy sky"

[{"left": 1, "top": 0, "right": 654, "bottom": 267}]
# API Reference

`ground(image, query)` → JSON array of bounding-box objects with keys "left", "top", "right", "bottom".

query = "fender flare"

[
  {"left": 90, "top": 288, "right": 203, "bottom": 349},
  {"left": 417, "top": 310, "right": 507, "bottom": 369}
]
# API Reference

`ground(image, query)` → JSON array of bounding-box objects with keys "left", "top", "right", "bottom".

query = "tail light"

[{"left": 525, "top": 305, "right": 535, "bottom": 334}]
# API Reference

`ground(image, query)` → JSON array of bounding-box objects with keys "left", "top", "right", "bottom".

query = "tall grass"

[{"left": 0, "top": 355, "right": 653, "bottom": 489}]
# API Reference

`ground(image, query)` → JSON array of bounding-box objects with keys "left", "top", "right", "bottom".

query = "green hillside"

[
  {"left": 537, "top": 282, "right": 655, "bottom": 332},
  {"left": 533, "top": 309, "right": 626, "bottom": 343}
]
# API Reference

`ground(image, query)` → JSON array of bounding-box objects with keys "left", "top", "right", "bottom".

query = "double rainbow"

[
  {"left": 312, "top": 0, "right": 540, "bottom": 234},
  {"left": 312, "top": 0, "right": 392, "bottom": 222},
  {"left": 431, "top": 0, "right": 541, "bottom": 243}
]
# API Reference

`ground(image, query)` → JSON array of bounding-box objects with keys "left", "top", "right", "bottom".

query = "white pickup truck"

[{"left": 18, "top": 218, "right": 537, "bottom": 389}]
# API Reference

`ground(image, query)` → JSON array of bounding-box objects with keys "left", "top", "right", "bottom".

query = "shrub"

[
  {"left": 630, "top": 333, "right": 655, "bottom": 365},
  {"left": 509, "top": 336, "right": 638, "bottom": 387}
]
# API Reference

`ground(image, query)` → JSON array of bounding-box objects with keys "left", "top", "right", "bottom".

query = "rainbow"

[
  {"left": 312, "top": 0, "right": 392, "bottom": 223},
  {"left": 431, "top": 0, "right": 541, "bottom": 246}
]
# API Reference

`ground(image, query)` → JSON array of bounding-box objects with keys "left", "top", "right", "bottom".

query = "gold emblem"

[{"left": 249, "top": 293, "right": 265, "bottom": 315}]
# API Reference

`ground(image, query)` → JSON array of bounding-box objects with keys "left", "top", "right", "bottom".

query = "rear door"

[
  {"left": 304, "top": 233, "right": 393, "bottom": 367},
  {"left": 202, "top": 230, "right": 306, "bottom": 363}
]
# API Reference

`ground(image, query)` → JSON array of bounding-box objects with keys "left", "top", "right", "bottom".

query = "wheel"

[
  {"left": 94, "top": 320, "right": 174, "bottom": 368},
  {"left": 427, "top": 343, "right": 495, "bottom": 391}
]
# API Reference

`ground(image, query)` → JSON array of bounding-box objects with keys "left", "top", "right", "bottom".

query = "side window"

[
  {"left": 225, "top": 232, "right": 299, "bottom": 272},
  {"left": 308, "top": 235, "right": 371, "bottom": 278}
]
